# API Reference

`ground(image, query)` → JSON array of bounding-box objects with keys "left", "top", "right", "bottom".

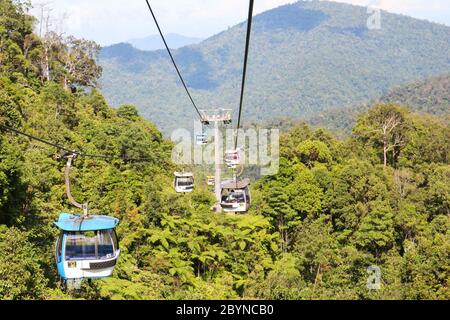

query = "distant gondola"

[
  {"left": 207, "top": 176, "right": 215, "bottom": 187},
  {"left": 196, "top": 134, "right": 208, "bottom": 145},
  {"left": 225, "top": 149, "right": 241, "bottom": 168},
  {"left": 174, "top": 172, "right": 195, "bottom": 193},
  {"left": 220, "top": 178, "right": 251, "bottom": 213}
]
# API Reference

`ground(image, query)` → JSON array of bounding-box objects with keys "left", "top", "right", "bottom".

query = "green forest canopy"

[{"left": 0, "top": 0, "right": 449, "bottom": 300}]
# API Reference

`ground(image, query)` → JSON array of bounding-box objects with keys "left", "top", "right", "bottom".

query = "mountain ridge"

[{"left": 126, "top": 33, "right": 204, "bottom": 51}]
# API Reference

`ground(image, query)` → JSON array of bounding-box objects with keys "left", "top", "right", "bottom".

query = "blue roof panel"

[{"left": 54, "top": 213, "right": 119, "bottom": 232}]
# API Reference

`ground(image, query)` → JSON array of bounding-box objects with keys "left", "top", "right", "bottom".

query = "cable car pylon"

[
  {"left": 144, "top": 0, "right": 255, "bottom": 214},
  {"left": 199, "top": 109, "right": 232, "bottom": 212}
]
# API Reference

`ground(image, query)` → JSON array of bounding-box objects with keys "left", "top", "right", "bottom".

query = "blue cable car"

[{"left": 54, "top": 213, "right": 120, "bottom": 281}]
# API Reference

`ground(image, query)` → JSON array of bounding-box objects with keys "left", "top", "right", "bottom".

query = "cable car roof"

[
  {"left": 221, "top": 178, "right": 250, "bottom": 190},
  {"left": 174, "top": 172, "right": 194, "bottom": 178},
  {"left": 54, "top": 213, "right": 119, "bottom": 232}
]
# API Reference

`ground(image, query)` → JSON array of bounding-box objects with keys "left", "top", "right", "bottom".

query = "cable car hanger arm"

[{"left": 63, "top": 153, "right": 89, "bottom": 216}]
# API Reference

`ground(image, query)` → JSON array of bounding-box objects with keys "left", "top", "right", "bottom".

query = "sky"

[{"left": 29, "top": 0, "right": 450, "bottom": 46}]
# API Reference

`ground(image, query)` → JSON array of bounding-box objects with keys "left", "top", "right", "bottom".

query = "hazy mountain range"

[
  {"left": 99, "top": 1, "right": 450, "bottom": 135},
  {"left": 126, "top": 33, "right": 204, "bottom": 51}
]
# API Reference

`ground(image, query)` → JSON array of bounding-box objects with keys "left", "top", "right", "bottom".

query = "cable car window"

[
  {"left": 65, "top": 230, "right": 114, "bottom": 261},
  {"left": 111, "top": 229, "right": 119, "bottom": 251},
  {"left": 225, "top": 192, "right": 245, "bottom": 203},
  {"left": 177, "top": 178, "right": 193, "bottom": 186},
  {"left": 65, "top": 232, "right": 96, "bottom": 260},
  {"left": 97, "top": 230, "right": 115, "bottom": 258},
  {"left": 56, "top": 233, "right": 63, "bottom": 260}
]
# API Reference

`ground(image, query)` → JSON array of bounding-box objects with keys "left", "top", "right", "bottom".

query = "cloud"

[{"left": 29, "top": 0, "right": 450, "bottom": 45}]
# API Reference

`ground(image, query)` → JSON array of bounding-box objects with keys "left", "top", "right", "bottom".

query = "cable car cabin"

[
  {"left": 174, "top": 172, "right": 195, "bottom": 193},
  {"left": 207, "top": 176, "right": 215, "bottom": 187},
  {"left": 220, "top": 178, "right": 251, "bottom": 213},
  {"left": 54, "top": 213, "right": 120, "bottom": 281},
  {"left": 196, "top": 134, "right": 208, "bottom": 145},
  {"left": 225, "top": 149, "right": 241, "bottom": 168}
]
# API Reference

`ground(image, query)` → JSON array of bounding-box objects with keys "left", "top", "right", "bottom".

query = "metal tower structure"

[{"left": 200, "top": 109, "right": 232, "bottom": 211}]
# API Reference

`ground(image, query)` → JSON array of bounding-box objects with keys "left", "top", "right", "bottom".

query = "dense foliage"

[
  {"left": 99, "top": 1, "right": 450, "bottom": 135},
  {"left": 0, "top": 0, "right": 448, "bottom": 300}
]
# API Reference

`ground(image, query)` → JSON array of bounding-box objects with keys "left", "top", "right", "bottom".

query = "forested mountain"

[
  {"left": 0, "top": 0, "right": 449, "bottom": 300},
  {"left": 99, "top": 1, "right": 450, "bottom": 135},
  {"left": 308, "top": 74, "right": 450, "bottom": 135},
  {"left": 380, "top": 75, "right": 450, "bottom": 115},
  {"left": 127, "top": 33, "right": 203, "bottom": 51}
]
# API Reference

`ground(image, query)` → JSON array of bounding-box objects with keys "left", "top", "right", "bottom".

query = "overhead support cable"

[
  {"left": 1, "top": 123, "right": 74, "bottom": 153},
  {"left": 235, "top": 0, "right": 255, "bottom": 149},
  {"left": 0, "top": 123, "right": 154, "bottom": 162},
  {"left": 145, "top": 0, "right": 203, "bottom": 120}
]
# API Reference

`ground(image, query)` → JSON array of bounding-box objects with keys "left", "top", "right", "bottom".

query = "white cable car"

[
  {"left": 196, "top": 134, "right": 208, "bottom": 145},
  {"left": 220, "top": 178, "right": 251, "bottom": 213},
  {"left": 225, "top": 149, "right": 241, "bottom": 168},
  {"left": 54, "top": 213, "right": 120, "bottom": 281},
  {"left": 174, "top": 172, "right": 195, "bottom": 193},
  {"left": 207, "top": 176, "right": 215, "bottom": 187}
]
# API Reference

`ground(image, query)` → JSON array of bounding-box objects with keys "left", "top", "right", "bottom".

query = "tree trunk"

[
  {"left": 44, "top": 46, "right": 50, "bottom": 82},
  {"left": 382, "top": 126, "right": 388, "bottom": 167},
  {"left": 312, "top": 264, "right": 322, "bottom": 294},
  {"left": 64, "top": 76, "right": 68, "bottom": 91},
  {"left": 279, "top": 217, "right": 288, "bottom": 253}
]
